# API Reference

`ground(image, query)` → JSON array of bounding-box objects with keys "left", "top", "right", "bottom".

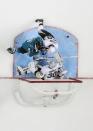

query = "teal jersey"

[{"left": 20, "top": 37, "right": 44, "bottom": 56}]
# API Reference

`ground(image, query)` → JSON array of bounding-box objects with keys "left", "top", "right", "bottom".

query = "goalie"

[{"left": 17, "top": 52, "right": 67, "bottom": 80}]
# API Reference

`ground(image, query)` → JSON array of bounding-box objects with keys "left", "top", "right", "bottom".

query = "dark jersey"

[{"left": 17, "top": 37, "right": 44, "bottom": 56}]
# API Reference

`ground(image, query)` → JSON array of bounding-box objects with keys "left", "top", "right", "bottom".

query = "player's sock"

[{"left": 35, "top": 19, "right": 44, "bottom": 32}]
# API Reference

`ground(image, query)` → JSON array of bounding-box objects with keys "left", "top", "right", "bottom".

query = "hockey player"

[
  {"left": 7, "top": 19, "right": 58, "bottom": 56},
  {"left": 7, "top": 37, "right": 46, "bottom": 56},
  {"left": 17, "top": 52, "right": 67, "bottom": 79}
]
